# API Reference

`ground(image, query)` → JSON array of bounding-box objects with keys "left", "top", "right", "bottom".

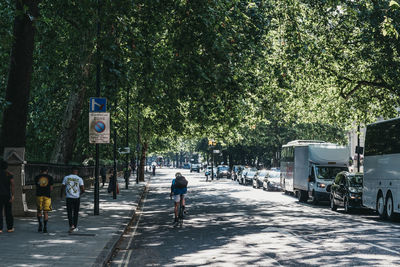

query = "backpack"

[{"left": 175, "top": 176, "right": 188, "bottom": 189}]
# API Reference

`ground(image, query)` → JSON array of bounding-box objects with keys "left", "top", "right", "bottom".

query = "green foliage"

[
  {"left": 0, "top": 1, "right": 14, "bottom": 121},
  {"left": 2, "top": 0, "right": 399, "bottom": 162}
]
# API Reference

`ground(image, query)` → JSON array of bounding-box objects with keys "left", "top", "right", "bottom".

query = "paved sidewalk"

[{"left": 0, "top": 174, "right": 149, "bottom": 267}]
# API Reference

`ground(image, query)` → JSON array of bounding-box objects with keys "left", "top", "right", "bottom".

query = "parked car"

[
  {"left": 231, "top": 165, "right": 244, "bottom": 181},
  {"left": 217, "top": 165, "right": 231, "bottom": 179},
  {"left": 330, "top": 171, "right": 363, "bottom": 213},
  {"left": 238, "top": 167, "right": 251, "bottom": 185},
  {"left": 190, "top": 163, "right": 201, "bottom": 173},
  {"left": 253, "top": 169, "right": 267, "bottom": 188},
  {"left": 263, "top": 170, "right": 282, "bottom": 191},
  {"left": 244, "top": 169, "right": 257, "bottom": 185},
  {"left": 183, "top": 163, "right": 191, "bottom": 169}
]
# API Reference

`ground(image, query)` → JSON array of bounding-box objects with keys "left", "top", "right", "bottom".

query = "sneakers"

[
  {"left": 7, "top": 228, "right": 14, "bottom": 233},
  {"left": 69, "top": 227, "right": 79, "bottom": 233}
]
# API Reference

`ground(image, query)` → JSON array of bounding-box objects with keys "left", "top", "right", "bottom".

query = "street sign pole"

[
  {"left": 125, "top": 86, "right": 130, "bottom": 189},
  {"left": 94, "top": 0, "right": 102, "bottom": 215},
  {"left": 136, "top": 119, "right": 140, "bottom": 184}
]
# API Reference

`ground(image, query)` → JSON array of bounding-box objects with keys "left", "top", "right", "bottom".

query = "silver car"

[{"left": 263, "top": 170, "right": 282, "bottom": 191}]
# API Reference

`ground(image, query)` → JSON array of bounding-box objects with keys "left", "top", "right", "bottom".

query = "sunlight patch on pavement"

[{"left": 31, "top": 254, "right": 63, "bottom": 260}]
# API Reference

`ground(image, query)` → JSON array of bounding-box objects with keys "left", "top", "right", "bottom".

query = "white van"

[{"left": 281, "top": 140, "right": 349, "bottom": 204}]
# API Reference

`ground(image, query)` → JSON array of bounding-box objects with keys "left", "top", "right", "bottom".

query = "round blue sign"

[{"left": 94, "top": 121, "right": 106, "bottom": 133}]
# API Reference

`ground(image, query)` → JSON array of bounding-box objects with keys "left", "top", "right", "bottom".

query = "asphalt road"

[{"left": 108, "top": 168, "right": 400, "bottom": 266}]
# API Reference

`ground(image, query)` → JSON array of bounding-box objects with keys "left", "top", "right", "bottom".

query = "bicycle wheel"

[{"left": 178, "top": 197, "right": 184, "bottom": 225}]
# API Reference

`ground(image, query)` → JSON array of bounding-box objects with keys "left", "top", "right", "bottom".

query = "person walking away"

[
  {"left": 34, "top": 166, "right": 54, "bottom": 233},
  {"left": 130, "top": 160, "right": 136, "bottom": 174},
  {"left": 152, "top": 164, "right": 156, "bottom": 176},
  {"left": 0, "top": 160, "right": 14, "bottom": 233},
  {"left": 107, "top": 169, "right": 119, "bottom": 194},
  {"left": 61, "top": 167, "right": 85, "bottom": 233},
  {"left": 170, "top": 172, "right": 188, "bottom": 223},
  {"left": 100, "top": 165, "right": 107, "bottom": 187}
]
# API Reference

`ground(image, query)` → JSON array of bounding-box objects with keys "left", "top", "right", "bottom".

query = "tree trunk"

[
  {"left": 50, "top": 55, "right": 92, "bottom": 164},
  {"left": 1, "top": 0, "right": 40, "bottom": 152},
  {"left": 139, "top": 142, "right": 148, "bottom": 182}
]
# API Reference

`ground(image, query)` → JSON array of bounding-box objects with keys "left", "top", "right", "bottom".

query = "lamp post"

[
  {"left": 136, "top": 118, "right": 140, "bottom": 184},
  {"left": 208, "top": 140, "right": 216, "bottom": 181},
  {"left": 357, "top": 124, "right": 361, "bottom": 173},
  {"left": 124, "top": 86, "right": 130, "bottom": 189}
]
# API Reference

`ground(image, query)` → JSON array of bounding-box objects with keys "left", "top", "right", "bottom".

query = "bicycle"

[
  {"left": 177, "top": 194, "right": 185, "bottom": 226},
  {"left": 171, "top": 194, "right": 185, "bottom": 226}
]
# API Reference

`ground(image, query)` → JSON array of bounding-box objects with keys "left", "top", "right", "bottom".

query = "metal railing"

[{"left": 24, "top": 163, "right": 95, "bottom": 185}]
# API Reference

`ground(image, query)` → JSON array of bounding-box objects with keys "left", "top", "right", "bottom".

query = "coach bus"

[{"left": 363, "top": 117, "right": 400, "bottom": 220}]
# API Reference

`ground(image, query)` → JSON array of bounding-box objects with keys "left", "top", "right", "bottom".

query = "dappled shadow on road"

[{"left": 127, "top": 174, "right": 400, "bottom": 266}]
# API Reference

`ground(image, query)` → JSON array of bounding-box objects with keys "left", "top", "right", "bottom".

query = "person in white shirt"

[{"left": 61, "top": 167, "right": 85, "bottom": 233}]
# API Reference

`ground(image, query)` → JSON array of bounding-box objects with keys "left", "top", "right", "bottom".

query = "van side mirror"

[{"left": 308, "top": 176, "right": 314, "bottom": 182}]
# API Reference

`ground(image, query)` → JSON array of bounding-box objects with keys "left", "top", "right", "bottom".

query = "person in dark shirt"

[
  {"left": 100, "top": 165, "right": 107, "bottom": 188},
  {"left": 0, "top": 160, "right": 14, "bottom": 233},
  {"left": 34, "top": 166, "right": 54, "bottom": 233}
]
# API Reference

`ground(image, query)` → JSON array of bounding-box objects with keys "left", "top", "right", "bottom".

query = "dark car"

[
  {"left": 253, "top": 169, "right": 267, "bottom": 188},
  {"left": 183, "top": 163, "right": 191, "bottom": 169},
  {"left": 244, "top": 169, "right": 257, "bottom": 185},
  {"left": 217, "top": 165, "right": 231, "bottom": 179},
  {"left": 190, "top": 163, "right": 201, "bottom": 173},
  {"left": 263, "top": 170, "right": 282, "bottom": 191},
  {"left": 330, "top": 171, "right": 363, "bottom": 213},
  {"left": 238, "top": 167, "right": 250, "bottom": 185}
]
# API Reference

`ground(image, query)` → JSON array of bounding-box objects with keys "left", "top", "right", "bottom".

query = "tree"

[{"left": 1, "top": 0, "right": 40, "bottom": 152}]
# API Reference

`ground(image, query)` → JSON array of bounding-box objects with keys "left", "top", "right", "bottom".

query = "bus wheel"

[
  {"left": 386, "top": 193, "right": 395, "bottom": 220},
  {"left": 377, "top": 193, "right": 387, "bottom": 219}
]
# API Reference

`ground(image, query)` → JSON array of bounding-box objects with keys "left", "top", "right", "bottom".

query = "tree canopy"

[{"left": 0, "top": 0, "right": 399, "bottom": 164}]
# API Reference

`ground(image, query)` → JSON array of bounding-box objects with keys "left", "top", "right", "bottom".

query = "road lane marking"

[
  {"left": 367, "top": 242, "right": 400, "bottom": 255},
  {"left": 117, "top": 187, "right": 149, "bottom": 267}
]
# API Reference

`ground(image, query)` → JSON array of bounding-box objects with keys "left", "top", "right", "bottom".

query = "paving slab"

[{"left": 0, "top": 174, "right": 149, "bottom": 267}]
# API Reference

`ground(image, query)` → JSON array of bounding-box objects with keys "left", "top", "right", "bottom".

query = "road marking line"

[
  {"left": 367, "top": 242, "right": 400, "bottom": 255},
  {"left": 117, "top": 187, "right": 149, "bottom": 267}
]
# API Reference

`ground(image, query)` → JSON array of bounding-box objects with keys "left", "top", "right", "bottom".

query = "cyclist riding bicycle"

[{"left": 170, "top": 172, "right": 188, "bottom": 223}]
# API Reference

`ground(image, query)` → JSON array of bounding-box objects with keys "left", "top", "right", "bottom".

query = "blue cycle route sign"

[{"left": 89, "top": 97, "right": 107, "bottom": 112}]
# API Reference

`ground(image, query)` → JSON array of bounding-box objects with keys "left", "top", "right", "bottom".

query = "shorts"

[
  {"left": 36, "top": 196, "right": 52, "bottom": 212},
  {"left": 173, "top": 194, "right": 186, "bottom": 203}
]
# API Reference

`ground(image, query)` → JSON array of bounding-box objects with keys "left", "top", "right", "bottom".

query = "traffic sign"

[
  {"left": 118, "top": 147, "right": 131, "bottom": 154},
  {"left": 89, "top": 113, "right": 110, "bottom": 143},
  {"left": 89, "top": 97, "right": 107, "bottom": 112}
]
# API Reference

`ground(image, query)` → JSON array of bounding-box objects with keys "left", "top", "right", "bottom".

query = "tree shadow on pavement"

[{"left": 124, "top": 174, "right": 400, "bottom": 267}]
